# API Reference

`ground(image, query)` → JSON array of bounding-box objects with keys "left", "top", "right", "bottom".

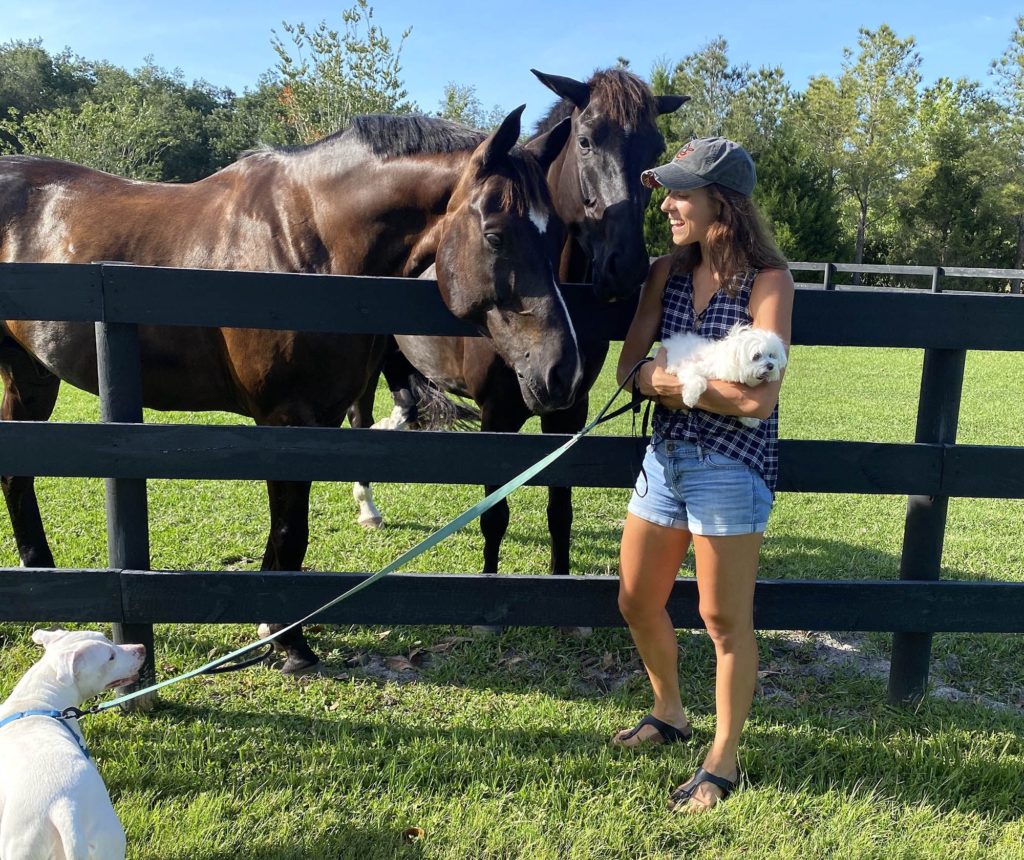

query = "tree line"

[{"left": 2, "top": 3, "right": 1023, "bottom": 288}]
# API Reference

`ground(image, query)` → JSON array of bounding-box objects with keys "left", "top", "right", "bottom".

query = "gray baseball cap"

[{"left": 641, "top": 137, "right": 756, "bottom": 196}]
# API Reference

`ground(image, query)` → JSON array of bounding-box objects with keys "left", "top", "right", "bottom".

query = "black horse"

[{"left": 350, "top": 69, "right": 687, "bottom": 576}]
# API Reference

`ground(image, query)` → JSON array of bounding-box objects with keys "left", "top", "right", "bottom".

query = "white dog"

[
  {"left": 0, "top": 629, "right": 145, "bottom": 860},
  {"left": 663, "top": 324, "right": 788, "bottom": 428}
]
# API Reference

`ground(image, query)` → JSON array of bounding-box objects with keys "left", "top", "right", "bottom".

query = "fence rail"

[
  {"left": 2, "top": 261, "right": 1023, "bottom": 706},
  {"left": 789, "top": 260, "right": 1024, "bottom": 292}
]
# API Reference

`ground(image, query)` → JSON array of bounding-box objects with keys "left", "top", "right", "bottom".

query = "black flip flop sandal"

[
  {"left": 613, "top": 714, "right": 693, "bottom": 746},
  {"left": 667, "top": 767, "right": 737, "bottom": 811}
]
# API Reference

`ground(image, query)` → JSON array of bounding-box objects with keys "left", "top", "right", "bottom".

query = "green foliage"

[
  {"left": 271, "top": 0, "right": 413, "bottom": 143},
  {"left": 799, "top": 26, "right": 923, "bottom": 266},
  {"left": 899, "top": 78, "right": 1012, "bottom": 268},
  {"left": 0, "top": 84, "right": 178, "bottom": 180},
  {"left": 436, "top": 82, "right": 506, "bottom": 131}
]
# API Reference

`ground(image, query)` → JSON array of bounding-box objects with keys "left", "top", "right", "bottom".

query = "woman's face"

[{"left": 660, "top": 186, "right": 720, "bottom": 246}]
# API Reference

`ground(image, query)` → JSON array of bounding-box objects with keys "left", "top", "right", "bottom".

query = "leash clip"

[{"left": 59, "top": 705, "right": 98, "bottom": 721}]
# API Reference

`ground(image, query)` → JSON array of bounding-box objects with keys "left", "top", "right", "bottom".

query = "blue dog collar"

[{"left": 0, "top": 709, "right": 91, "bottom": 759}]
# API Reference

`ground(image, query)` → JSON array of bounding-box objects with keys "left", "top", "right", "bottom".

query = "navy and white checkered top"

[{"left": 654, "top": 267, "right": 780, "bottom": 492}]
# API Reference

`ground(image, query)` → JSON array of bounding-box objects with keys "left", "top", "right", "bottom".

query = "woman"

[{"left": 612, "top": 137, "right": 794, "bottom": 813}]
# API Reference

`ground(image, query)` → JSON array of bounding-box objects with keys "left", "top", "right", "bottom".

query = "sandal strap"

[
  {"left": 619, "top": 714, "right": 692, "bottom": 744},
  {"left": 670, "top": 767, "right": 737, "bottom": 803}
]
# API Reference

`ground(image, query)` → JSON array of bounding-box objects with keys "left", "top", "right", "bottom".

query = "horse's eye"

[
  {"left": 577, "top": 135, "right": 592, "bottom": 152},
  {"left": 484, "top": 233, "right": 502, "bottom": 249}
]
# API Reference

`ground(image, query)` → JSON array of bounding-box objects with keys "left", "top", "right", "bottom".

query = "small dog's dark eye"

[
  {"left": 752, "top": 353, "right": 762, "bottom": 361},
  {"left": 108, "top": 653, "right": 115, "bottom": 661}
]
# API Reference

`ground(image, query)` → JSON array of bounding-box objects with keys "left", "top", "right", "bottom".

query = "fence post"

[
  {"left": 930, "top": 266, "right": 944, "bottom": 293},
  {"left": 95, "top": 270, "right": 155, "bottom": 712},
  {"left": 822, "top": 263, "right": 836, "bottom": 291},
  {"left": 888, "top": 345, "right": 965, "bottom": 705}
]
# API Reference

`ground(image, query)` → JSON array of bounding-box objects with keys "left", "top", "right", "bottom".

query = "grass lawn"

[{"left": 1, "top": 343, "right": 1022, "bottom": 859}]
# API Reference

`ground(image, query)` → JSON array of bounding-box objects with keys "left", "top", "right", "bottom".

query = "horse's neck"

[{"left": 296, "top": 144, "right": 473, "bottom": 276}]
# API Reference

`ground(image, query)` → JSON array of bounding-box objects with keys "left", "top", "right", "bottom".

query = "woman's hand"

[{"left": 638, "top": 348, "right": 688, "bottom": 411}]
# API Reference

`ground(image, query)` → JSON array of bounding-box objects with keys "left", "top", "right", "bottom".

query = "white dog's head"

[
  {"left": 725, "top": 324, "right": 788, "bottom": 387},
  {"left": 31, "top": 629, "right": 146, "bottom": 700}
]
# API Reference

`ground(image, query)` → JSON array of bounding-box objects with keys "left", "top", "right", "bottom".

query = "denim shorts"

[{"left": 627, "top": 434, "right": 774, "bottom": 536}]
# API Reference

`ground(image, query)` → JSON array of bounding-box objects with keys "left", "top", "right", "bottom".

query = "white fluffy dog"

[
  {"left": 0, "top": 629, "right": 145, "bottom": 860},
  {"left": 663, "top": 324, "right": 788, "bottom": 428}
]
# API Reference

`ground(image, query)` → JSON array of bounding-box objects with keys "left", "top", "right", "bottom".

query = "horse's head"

[
  {"left": 434, "top": 106, "right": 582, "bottom": 413},
  {"left": 532, "top": 68, "right": 689, "bottom": 302}
]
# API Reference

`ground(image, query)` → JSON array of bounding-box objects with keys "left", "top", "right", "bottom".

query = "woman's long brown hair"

[{"left": 670, "top": 183, "right": 788, "bottom": 294}]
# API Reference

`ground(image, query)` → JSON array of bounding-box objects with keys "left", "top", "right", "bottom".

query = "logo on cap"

[{"left": 674, "top": 143, "right": 696, "bottom": 161}]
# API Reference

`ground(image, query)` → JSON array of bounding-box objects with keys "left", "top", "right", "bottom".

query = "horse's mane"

[
  {"left": 533, "top": 68, "right": 658, "bottom": 134},
  {"left": 239, "top": 115, "right": 488, "bottom": 161},
  {"left": 239, "top": 114, "right": 545, "bottom": 215},
  {"left": 349, "top": 114, "right": 487, "bottom": 157}
]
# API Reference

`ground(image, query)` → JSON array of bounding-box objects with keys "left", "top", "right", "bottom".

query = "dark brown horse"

[
  {"left": 0, "top": 106, "right": 576, "bottom": 672},
  {"left": 353, "top": 69, "right": 687, "bottom": 577}
]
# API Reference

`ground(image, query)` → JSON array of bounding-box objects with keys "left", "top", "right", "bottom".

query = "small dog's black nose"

[{"left": 765, "top": 362, "right": 774, "bottom": 371}]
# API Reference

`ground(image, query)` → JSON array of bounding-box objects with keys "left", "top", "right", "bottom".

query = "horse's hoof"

[
  {"left": 472, "top": 625, "right": 504, "bottom": 637},
  {"left": 359, "top": 516, "right": 384, "bottom": 530},
  {"left": 280, "top": 655, "right": 320, "bottom": 676}
]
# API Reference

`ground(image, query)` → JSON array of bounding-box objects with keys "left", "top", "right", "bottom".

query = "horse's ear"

[
  {"left": 524, "top": 117, "right": 571, "bottom": 172},
  {"left": 480, "top": 104, "right": 525, "bottom": 170},
  {"left": 656, "top": 94, "right": 690, "bottom": 115},
  {"left": 531, "top": 69, "right": 590, "bottom": 109}
]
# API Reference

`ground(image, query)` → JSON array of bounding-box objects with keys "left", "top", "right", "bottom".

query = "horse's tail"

[{"left": 409, "top": 372, "right": 481, "bottom": 430}]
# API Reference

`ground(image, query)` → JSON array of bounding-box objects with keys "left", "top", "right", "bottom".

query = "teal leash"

[{"left": 76, "top": 359, "right": 652, "bottom": 717}]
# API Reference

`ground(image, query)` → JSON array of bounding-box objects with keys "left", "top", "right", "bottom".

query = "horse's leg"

[
  {"left": 539, "top": 396, "right": 591, "bottom": 575},
  {"left": 541, "top": 395, "right": 593, "bottom": 636},
  {"left": 465, "top": 397, "right": 530, "bottom": 632},
  {"left": 0, "top": 338, "right": 61, "bottom": 567},
  {"left": 257, "top": 478, "right": 320, "bottom": 674},
  {"left": 479, "top": 403, "right": 530, "bottom": 575},
  {"left": 347, "top": 383, "right": 384, "bottom": 530},
  {"left": 346, "top": 339, "right": 419, "bottom": 529}
]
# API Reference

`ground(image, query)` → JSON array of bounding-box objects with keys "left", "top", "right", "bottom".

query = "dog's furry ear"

[
  {"left": 32, "top": 628, "right": 68, "bottom": 648},
  {"left": 56, "top": 640, "right": 109, "bottom": 686}
]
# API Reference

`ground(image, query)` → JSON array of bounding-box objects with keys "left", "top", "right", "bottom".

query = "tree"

[
  {"left": 898, "top": 78, "right": 1011, "bottom": 273},
  {"left": 0, "top": 82, "right": 176, "bottom": 179},
  {"left": 436, "top": 82, "right": 506, "bottom": 131},
  {"left": 653, "top": 37, "right": 749, "bottom": 144},
  {"left": 0, "top": 40, "right": 92, "bottom": 151},
  {"left": 271, "top": 0, "right": 413, "bottom": 143},
  {"left": 990, "top": 15, "right": 1024, "bottom": 291},
  {"left": 799, "top": 26, "right": 922, "bottom": 274}
]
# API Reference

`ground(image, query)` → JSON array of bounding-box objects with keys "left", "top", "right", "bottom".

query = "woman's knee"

[
  {"left": 618, "top": 589, "right": 663, "bottom": 627},
  {"left": 699, "top": 603, "right": 754, "bottom": 648}
]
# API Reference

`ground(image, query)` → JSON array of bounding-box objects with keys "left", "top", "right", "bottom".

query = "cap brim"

[{"left": 641, "top": 162, "right": 710, "bottom": 191}]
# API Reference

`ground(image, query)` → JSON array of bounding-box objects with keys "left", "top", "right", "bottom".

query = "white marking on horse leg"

[
  {"left": 370, "top": 405, "right": 410, "bottom": 430},
  {"left": 529, "top": 205, "right": 549, "bottom": 234},
  {"left": 352, "top": 481, "right": 383, "bottom": 529}
]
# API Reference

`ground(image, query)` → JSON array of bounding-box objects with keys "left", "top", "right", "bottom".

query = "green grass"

[{"left": 2, "top": 344, "right": 1023, "bottom": 859}]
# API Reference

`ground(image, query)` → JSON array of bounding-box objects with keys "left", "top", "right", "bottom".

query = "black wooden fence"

[{"left": 1, "top": 261, "right": 1023, "bottom": 708}]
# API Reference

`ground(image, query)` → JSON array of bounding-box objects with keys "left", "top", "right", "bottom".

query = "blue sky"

[{"left": 1, "top": 1, "right": 1019, "bottom": 129}]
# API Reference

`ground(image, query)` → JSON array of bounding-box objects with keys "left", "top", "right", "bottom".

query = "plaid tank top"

[{"left": 654, "top": 267, "right": 780, "bottom": 492}]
